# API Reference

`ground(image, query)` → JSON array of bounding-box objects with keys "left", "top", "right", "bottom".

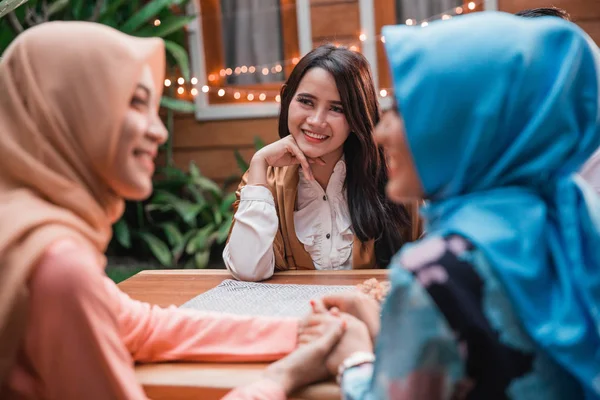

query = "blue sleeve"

[{"left": 341, "top": 363, "right": 375, "bottom": 400}]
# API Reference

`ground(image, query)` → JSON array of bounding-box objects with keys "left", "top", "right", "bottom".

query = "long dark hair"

[{"left": 278, "top": 44, "right": 412, "bottom": 267}]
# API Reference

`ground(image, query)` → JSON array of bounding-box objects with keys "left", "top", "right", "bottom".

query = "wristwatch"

[{"left": 336, "top": 351, "right": 376, "bottom": 384}]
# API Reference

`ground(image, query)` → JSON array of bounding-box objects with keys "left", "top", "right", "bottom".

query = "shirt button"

[
  {"left": 326, "top": 233, "right": 331, "bottom": 239},
  {"left": 323, "top": 195, "right": 327, "bottom": 201}
]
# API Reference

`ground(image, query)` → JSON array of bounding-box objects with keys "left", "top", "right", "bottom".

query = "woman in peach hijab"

[{"left": 0, "top": 21, "right": 346, "bottom": 399}]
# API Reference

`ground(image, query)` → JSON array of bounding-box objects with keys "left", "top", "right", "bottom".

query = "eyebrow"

[{"left": 296, "top": 92, "right": 343, "bottom": 106}]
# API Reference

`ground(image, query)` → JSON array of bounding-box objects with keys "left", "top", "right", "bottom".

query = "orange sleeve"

[{"left": 105, "top": 278, "right": 298, "bottom": 363}]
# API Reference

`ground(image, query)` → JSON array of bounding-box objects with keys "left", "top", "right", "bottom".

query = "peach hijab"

[{"left": 0, "top": 22, "right": 164, "bottom": 385}]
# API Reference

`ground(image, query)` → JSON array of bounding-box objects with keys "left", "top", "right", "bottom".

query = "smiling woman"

[{"left": 223, "top": 44, "right": 422, "bottom": 282}]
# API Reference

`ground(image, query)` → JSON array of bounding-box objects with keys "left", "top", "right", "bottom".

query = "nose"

[
  {"left": 307, "top": 108, "right": 327, "bottom": 128},
  {"left": 148, "top": 115, "right": 169, "bottom": 145}
]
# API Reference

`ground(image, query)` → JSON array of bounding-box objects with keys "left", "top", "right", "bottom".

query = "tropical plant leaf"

[
  {"left": 161, "top": 222, "right": 183, "bottom": 248},
  {"left": 193, "top": 249, "right": 210, "bottom": 269},
  {"left": 253, "top": 136, "right": 266, "bottom": 150},
  {"left": 163, "top": 39, "right": 190, "bottom": 80},
  {"left": 47, "top": 0, "right": 69, "bottom": 18},
  {"left": 194, "top": 175, "right": 222, "bottom": 197},
  {"left": 152, "top": 190, "right": 202, "bottom": 225},
  {"left": 172, "top": 228, "right": 197, "bottom": 261},
  {"left": 160, "top": 96, "right": 195, "bottom": 113},
  {"left": 113, "top": 219, "right": 132, "bottom": 248},
  {"left": 137, "top": 232, "right": 172, "bottom": 267},
  {"left": 120, "top": 0, "right": 171, "bottom": 33},
  {"left": 97, "top": 0, "right": 127, "bottom": 24},
  {"left": 185, "top": 223, "right": 215, "bottom": 254},
  {"left": 216, "top": 218, "right": 232, "bottom": 244},
  {"left": 234, "top": 149, "right": 249, "bottom": 172}
]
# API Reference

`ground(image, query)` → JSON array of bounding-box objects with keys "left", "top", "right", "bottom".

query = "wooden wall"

[{"left": 173, "top": 0, "right": 600, "bottom": 185}]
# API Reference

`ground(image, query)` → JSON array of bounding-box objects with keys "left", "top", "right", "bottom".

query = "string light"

[
  {"left": 219, "top": 69, "right": 226, "bottom": 77},
  {"left": 234, "top": 92, "right": 241, "bottom": 99},
  {"left": 380, "top": 89, "right": 388, "bottom": 97},
  {"left": 208, "top": 74, "right": 216, "bottom": 82},
  {"left": 218, "top": 89, "right": 225, "bottom": 97},
  {"left": 292, "top": 57, "right": 300, "bottom": 65},
  {"left": 247, "top": 93, "right": 254, "bottom": 101},
  {"left": 262, "top": 68, "right": 269, "bottom": 75},
  {"left": 456, "top": 6, "right": 463, "bottom": 14},
  {"left": 442, "top": 14, "right": 451, "bottom": 20},
  {"left": 421, "top": 21, "right": 429, "bottom": 27},
  {"left": 226, "top": 68, "right": 233, "bottom": 75},
  {"left": 468, "top": 2, "right": 476, "bottom": 10},
  {"left": 235, "top": 67, "right": 241, "bottom": 74},
  {"left": 164, "top": 79, "right": 171, "bottom": 87},
  {"left": 154, "top": 19, "right": 161, "bottom": 26},
  {"left": 201, "top": 85, "right": 209, "bottom": 93},
  {"left": 241, "top": 66, "right": 248, "bottom": 73},
  {"left": 249, "top": 66, "right": 256, "bottom": 73},
  {"left": 190, "top": 88, "right": 198, "bottom": 96},
  {"left": 380, "top": 36, "right": 386, "bottom": 43},
  {"left": 177, "top": 87, "right": 185, "bottom": 95},
  {"left": 359, "top": 33, "right": 367, "bottom": 42},
  {"left": 259, "top": 93, "right": 267, "bottom": 101},
  {"left": 275, "top": 94, "right": 281, "bottom": 103},
  {"left": 406, "top": 19, "right": 415, "bottom": 26},
  {"left": 275, "top": 64, "right": 283, "bottom": 73}
]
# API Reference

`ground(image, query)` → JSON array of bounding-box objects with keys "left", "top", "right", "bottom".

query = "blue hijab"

[{"left": 383, "top": 12, "right": 600, "bottom": 396}]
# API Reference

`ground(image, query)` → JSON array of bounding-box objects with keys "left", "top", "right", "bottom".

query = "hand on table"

[
  {"left": 263, "top": 313, "right": 344, "bottom": 395},
  {"left": 324, "top": 312, "right": 373, "bottom": 376},
  {"left": 311, "top": 291, "right": 381, "bottom": 343}
]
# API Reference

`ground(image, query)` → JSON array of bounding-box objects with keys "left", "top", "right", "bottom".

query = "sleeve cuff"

[{"left": 240, "top": 185, "right": 275, "bottom": 205}]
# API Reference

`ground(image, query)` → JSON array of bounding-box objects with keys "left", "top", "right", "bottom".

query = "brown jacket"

[{"left": 230, "top": 165, "right": 422, "bottom": 270}]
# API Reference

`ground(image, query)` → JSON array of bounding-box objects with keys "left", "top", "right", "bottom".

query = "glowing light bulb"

[
  {"left": 225, "top": 68, "right": 233, "bottom": 75},
  {"left": 262, "top": 68, "right": 269, "bottom": 75},
  {"left": 218, "top": 89, "right": 225, "bottom": 97},
  {"left": 421, "top": 21, "right": 429, "bottom": 27},
  {"left": 190, "top": 88, "right": 198, "bottom": 96},
  {"left": 201, "top": 85, "right": 209, "bottom": 93},
  {"left": 380, "top": 36, "right": 386, "bottom": 43},
  {"left": 241, "top": 66, "right": 248, "bottom": 73},
  {"left": 208, "top": 74, "right": 216, "bottom": 82},
  {"left": 177, "top": 77, "right": 185, "bottom": 85},
  {"left": 275, "top": 64, "right": 282, "bottom": 73},
  {"left": 234, "top": 92, "right": 241, "bottom": 99},
  {"left": 247, "top": 93, "right": 254, "bottom": 101},
  {"left": 177, "top": 87, "right": 185, "bottom": 95},
  {"left": 406, "top": 19, "right": 414, "bottom": 26},
  {"left": 350, "top": 45, "right": 359, "bottom": 51},
  {"left": 442, "top": 14, "right": 451, "bottom": 20},
  {"left": 359, "top": 33, "right": 367, "bottom": 41},
  {"left": 380, "top": 89, "right": 388, "bottom": 97},
  {"left": 468, "top": 2, "right": 476, "bottom": 10},
  {"left": 154, "top": 19, "right": 161, "bottom": 26},
  {"left": 164, "top": 79, "right": 171, "bottom": 87},
  {"left": 249, "top": 66, "right": 256, "bottom": 73},
  {"left": 191, "top": 77, "right": 198, "bottom": 85},
  {"left": 292, "top": 57, "right": 300, "bottom": 65},
  {"left": 275, "top": 95, "right": 281, "bottom": 103},
  {"left": 220, "top": 69, "right": 226, "bottom": 77},
  {"left": 235, "top": 67, "right": 241, "bottom": 74},
  {"left": 456, "top": 6, "right": 463, "bottom": 14}
]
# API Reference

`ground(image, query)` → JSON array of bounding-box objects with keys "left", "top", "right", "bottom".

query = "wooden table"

[{"left": 119, "top": 269, "right": 388, "bottom": 400}]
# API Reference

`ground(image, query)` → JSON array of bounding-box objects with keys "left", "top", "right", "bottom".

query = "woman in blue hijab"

[{"left": 306, "top": 11, "right": 600, "bottom": 400}]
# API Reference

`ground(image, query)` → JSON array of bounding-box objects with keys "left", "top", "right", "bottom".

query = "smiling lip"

[
  {"left": 302, "top": 129, "right": 329, "bottom": 143},
  {"left": 135, "top": 150, "right": 156, "bottom": 174}
]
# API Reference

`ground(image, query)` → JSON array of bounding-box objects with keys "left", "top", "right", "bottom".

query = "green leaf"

[
  {"left": 135, "top": 14, "right": 194, "bottom": 38},
  {"left": 172, "top": 228, "right": 197, "bottom": 261},
  {"left": 253, "top": 136, "right": 266, "bottom": 150},
  {"left": 216, "top": 219, "right": 232, "bottom": 244},
  {"left": 164, "top": 40, "right": 190, "bottom": 80},
  {"left": 47, "top": 0, "right": 69, "bottom": 18},
  {"left": 234, "top": 150, "right": 249, "bottom": 172},
  {"left": 188, "top": 162, "right": 201, "bottom": 179},
  {"left": 137, "top": 232, "right": 172, "bottom": 267},
  {"left": 120, "top": 0, "right": 171, "bottom": 34},
  {"left": 194, "top": 175, "right": 223, "bottom": 197},
  {"left": 113, "top": 219, "right": 132, "bottom": 248},
  {"left": 71, "top": 0, "right": 85, "bottom": 19},
  {"left": 160, "top": 96, "right": 195, "bottom": 113},
  {"left": 193, "top": 249, "right": 210, "bottom": 269},
  {"left": 161, "top": 222, "right": 183, "bottom": 247},
  {"left": 219, "top": 192, "right": 237, "bottom": 215},
  {"left": 152, "top": 190, "right": 202, "bottom": 225},
  {"left": 185, "top": 223, "right": 215, "bottom": 254},
  {"left": 98, "top": 0, "right": 127, "bottom": 24}
]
